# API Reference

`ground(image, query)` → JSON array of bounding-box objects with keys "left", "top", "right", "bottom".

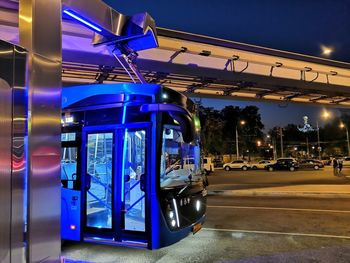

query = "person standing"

[
  {"left": 333, "top": 158, "right": 339, "bottom": 176},
  {"left": 338, "top": 159, "right": 343, "bottom": 174}
]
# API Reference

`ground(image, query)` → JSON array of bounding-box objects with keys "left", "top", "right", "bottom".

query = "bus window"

[
  {"left": 86, "top": 133, "right": 113, "bottom": 229},
  {"left": 160, "top": 127, "right": 201, "bottom": 188},
  {"left": 123, "top": 129, "right": 146, "bottom": 232},
  {"left": 61, "top": 147, "right": 78, "bottom": 189}
]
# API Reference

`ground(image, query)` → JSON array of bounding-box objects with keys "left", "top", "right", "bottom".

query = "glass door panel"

[
  {"left": 123, "top": 129, "right": 146, "bottom": 232},
  {"left": 86, "top": 132, "right": 113, "bottom": 229},
  {"left": 61, "top": 146, "right": 78, "bottom": 189}
]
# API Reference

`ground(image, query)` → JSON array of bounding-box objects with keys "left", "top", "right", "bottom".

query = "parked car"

[
  {"left": 341, "top": 156, "right": 350, "bottom": 167},
  {"left": 202, "top": 157, "right": 215, "bottom": 175},
  {"left": 265, "top": 158, "right": 299, "bottom": 171},
  {"left": 212, "top": 158, "right": 224, "bottom": 168},
  {"left": 251, "top": 160, "right": 275, "bottom": 170},
  {"left": 298, "top": 159, "right": 324, "bottom": 170},
  {"left": 321, "top": 157, "right": 332, "bottom": 166},
  {"left": 223, "top": 160, "right": 251, "bottom": 171}
]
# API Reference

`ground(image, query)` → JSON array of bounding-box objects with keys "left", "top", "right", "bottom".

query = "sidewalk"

[{"left": 208, "top": 183, "right": 350, "bottom": 198}]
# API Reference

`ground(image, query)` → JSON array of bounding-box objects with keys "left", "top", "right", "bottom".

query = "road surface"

[{"left": 63, "top": 167, "right": 350, "bottom": 262}]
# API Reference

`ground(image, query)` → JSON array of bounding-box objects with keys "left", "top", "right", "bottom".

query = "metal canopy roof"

[{"left": 1, "top": 3, "right": 350, "bottom": 105}]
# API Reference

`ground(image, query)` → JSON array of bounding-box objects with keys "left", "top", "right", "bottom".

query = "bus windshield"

[{"left": 160, "top": 126, "right": 201, "bottom": 189}]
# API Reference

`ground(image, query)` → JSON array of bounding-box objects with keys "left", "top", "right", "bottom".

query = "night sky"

[
  {"left": 200, "top": 98, "right": 350, "bottom": 131},
  {"left": 104, "top": 0, "right": 350, "bottom": 130}
]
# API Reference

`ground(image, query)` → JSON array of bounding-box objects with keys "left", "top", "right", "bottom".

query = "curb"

[{"left": 208, "top": 190, "right": 350, "bottom": 198}]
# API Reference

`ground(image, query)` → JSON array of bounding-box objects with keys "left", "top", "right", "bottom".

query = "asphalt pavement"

[
  {"left": 208, "top": 166, "right": 350, "bottom": 197},
  {"left": 62, "top": 166, "right": 350, "bottom": 263}
]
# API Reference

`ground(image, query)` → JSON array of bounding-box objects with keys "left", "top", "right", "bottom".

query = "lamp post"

[
  {"left": 316, "top": 120, "right": 321, "bottom": 160},
  {"left": 273, "top": 138, "right": 277, "bottom": 160},
  {"left": 279, "top": 127, "right": 284, "bottom": 158},
  {"left": 340, "top": 123, "right": 350, "bottom": 156},
  {"left": 235, "top": 120, "right": 246, "bottom": 159},
  {"left": 316, "top": 110, "right": 330, "bottom": 160}
]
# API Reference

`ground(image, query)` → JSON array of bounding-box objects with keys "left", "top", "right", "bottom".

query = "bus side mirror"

[
  {"left": 140, "top": 104, "right": 195, "bottom": 143},
  {"left": 169, "top": 112, "right": 195, "bottom": 143},
  {"left": 140, "top": 174, "right": 146, "bottom": 192},
  {"left": 86, "top": 173, "right": 91, "bottom": 190}
]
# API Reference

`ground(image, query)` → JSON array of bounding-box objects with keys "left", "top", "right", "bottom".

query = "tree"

[
  {"left": 198, "top": 105, "right": 265, "bottom": 156},
  {"left": 240, "top": 106, "right": 264, "bottom": 154},
  {"left": 320, "top": 113, "right": 349, "bottom": 156},
  {"left": 267, "top": 113, "right": 350, "bottom": 158},
  {"left": 198, "top": 106, "right": 225, "bottom": 155},
  {"left": 221, "top": 106, "right": 241, "bottom": 154}
]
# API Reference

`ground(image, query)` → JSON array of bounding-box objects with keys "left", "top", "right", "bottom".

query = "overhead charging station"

[{"left": 62, "top": 0, "right": 158, "bottom": 83}]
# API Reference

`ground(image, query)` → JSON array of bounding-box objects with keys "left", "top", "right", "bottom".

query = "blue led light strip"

[
  {"left": 63, "top": 10, "right": 102, "bottom": 33},
  {"left": 121, "top": 102, "right": 128, "bottom": 202},
  {"left": 121, "top": 129, "right": 128, "bottom": 202}
]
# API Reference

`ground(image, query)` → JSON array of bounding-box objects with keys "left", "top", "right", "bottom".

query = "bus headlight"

[
  {"left": 168, "top": 211, "right": 177, "bottom": 228},
  {"left": 196, "top": 200, "right": 201, "bottom": 212},
  {"left": 167, "top": 199, "right": 180, "bottom": 228}
]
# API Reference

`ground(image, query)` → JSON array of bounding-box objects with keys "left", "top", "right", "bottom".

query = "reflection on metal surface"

[
  {"left": 18, "top": 14, "right": 32, "bottom": 24},
  {"left": 11, "top": 43, "right": 27, "bottom": 263},
  {"left": 0, "top": 49, "right": 13, "bottom": 54},
  {"left": 0, "top": 77, "right": 12, "bottom": 263},
  {"left": 62, "top": 0, "right": 158, "bottom": 52},
  {"left": 0, "top": 39, "right": 27, "bottom": 263},
  {"left": 19, "top": 0, "right": 62, "bottom": 262},
  {"left": 62, "top": 0, "right": 124, "bottom": 38},
  {"left": 63, "top": 9, "right": 102, "bottom": 33}
]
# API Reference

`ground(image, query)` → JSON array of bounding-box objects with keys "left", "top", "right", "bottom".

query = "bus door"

[
  {"left": 121, "top": 126, "right": 148, "bottom": 242},
  {"left": 61, "top": 130, "right": 82, "bottom": 241},
  {"left": 83, "top": 127, "right": 115, "bottom": 237},
  {"left": 82, "top": 124, "right": 149, "bottom": 244}
]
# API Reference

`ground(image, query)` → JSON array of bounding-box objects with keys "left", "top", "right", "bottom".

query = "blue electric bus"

[{"left": 60, "top": 83, "right": 207, "bottom": 249}]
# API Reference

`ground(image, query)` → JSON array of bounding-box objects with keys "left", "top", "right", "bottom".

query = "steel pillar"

[
  {"left": 19, "top": 0, "right": 62, "bottom": 262},
  {"left": 0, "top": 39, "right": 27, "bottom": 263},
  {"left": 0, "top": 67, "right": 13, "bottom": 263}
]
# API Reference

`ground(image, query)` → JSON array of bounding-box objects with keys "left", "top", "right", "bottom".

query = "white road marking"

[
  {"left": 203, "top": 227, "right": 350, "bottom": 240},
  {"left": 208, "top": 205, "right": 350, "bottom": 214}
]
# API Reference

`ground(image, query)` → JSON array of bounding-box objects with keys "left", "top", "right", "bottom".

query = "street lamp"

[
  {"left": 235, "top": 120, "right": 246, "bottom": 159},
  {"left": 316, "top": 110, "right": 330, "bottom": 160},
  {"left": 340, "top": 122, "right": 350, "bottom": 156},
  {"left": 321, "top": 45, "right": 334, "bottom": 57},
  {"left": 322, "top": 110, "right": 330, "bottom": 119}
]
